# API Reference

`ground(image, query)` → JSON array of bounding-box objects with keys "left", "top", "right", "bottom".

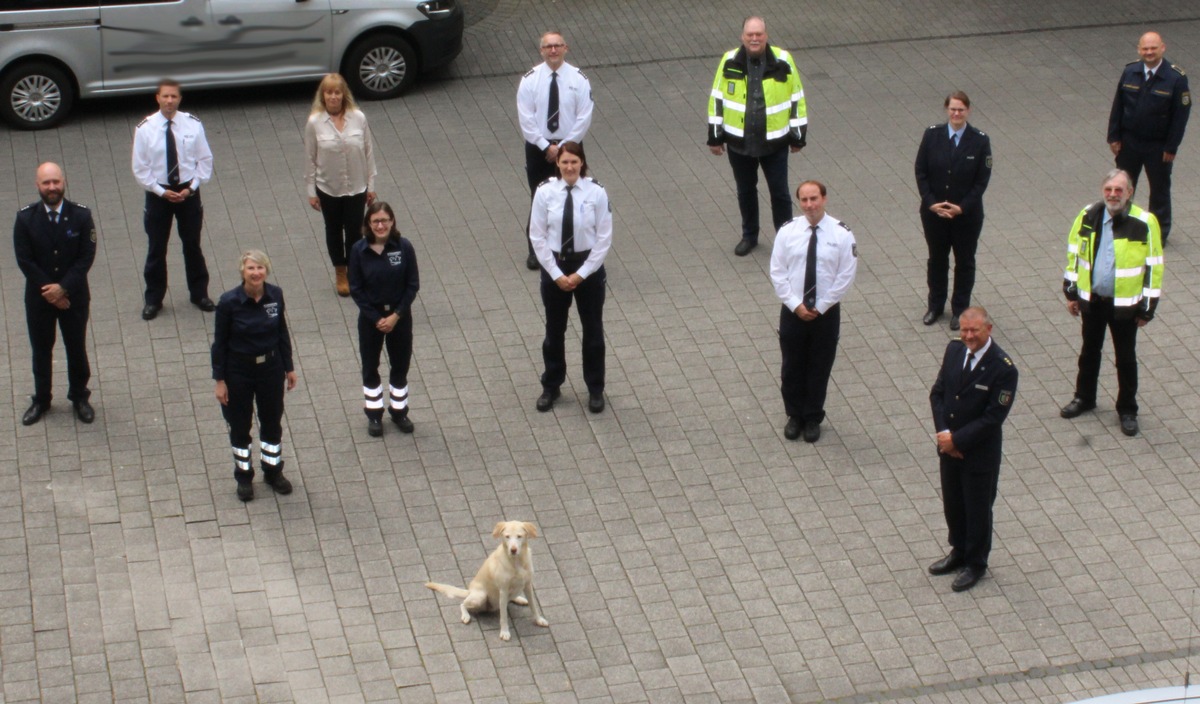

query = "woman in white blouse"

[
  {"left": 528, "top": 141, "right": 613, "bottom": 414},
  {"left": 305, "top": 73, "right": 377, "bottom": 296}
]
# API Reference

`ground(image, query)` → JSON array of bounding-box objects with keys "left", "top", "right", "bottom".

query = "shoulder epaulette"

[
  {"left": 68, "top": 200, "right": 89, "bottom": 209},
  {"left": 838, "top": 220, "right": 852, "bottom": 232},
  {"left": 1171, "top": 63, "right": 1186, "bottom": 76},
  {"left": 1004, "top": 357, "right": 1013, "bottom": 366},
  {"left": 780, "top": 216, "right": 803, "bottom": 228},
  {"left": 538, "top": 177, "right": 557, "bottom": 188},
  {"left": 578, "top": 70, "right": 589, "bottom": 81},
  {"left": 586, "top": 176, "right": 602, "bottom": 187},
  {"left": 188, "top": 113, "right": 201, "bottom": 122},
  {"left": 523, "top": 67, "right": 535, "bottom": 78},
  {"left": 1125, "top": 60, "right": 1142, "bottom": 68},
  {"left": 927, "top": 124, "right": 939, "bottom": 130},
  {"left": 19, "top": 203, "right": 36, "bottom": 212},
  {"left": 136, "top": 118, "right": 149, "bottom": 128}
]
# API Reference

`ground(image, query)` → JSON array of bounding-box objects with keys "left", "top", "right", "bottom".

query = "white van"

[{"left": 0, "top": 0, "right": 463, "bottom": 129}]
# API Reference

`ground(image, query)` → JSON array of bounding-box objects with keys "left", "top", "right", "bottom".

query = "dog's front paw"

[
  {"left": 460, "top": 608, "right": 472, "bottom": 625},
  {"left": 499, "top": 630, "right": 511, "bottom": 641},
  {"left": 512, "top": 596, "right": 529, "bottom": 606},
  {"left": 535, "top": 616, "right": 549, "bottom": 627}
]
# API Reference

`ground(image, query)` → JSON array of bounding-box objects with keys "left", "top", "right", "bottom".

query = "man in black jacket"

[
  {"left": 13, "top": 162, "right": 97, "bottom": 425},
  {"left": 928, "top": 307, "right": 1017, "bottom": 592},
  {"left": 915, "top": 91, "right": 992, "bottom": 330}
]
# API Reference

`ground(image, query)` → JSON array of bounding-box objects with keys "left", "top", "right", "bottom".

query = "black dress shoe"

[
  {"left": 21, "top": 401, "right": 49, "bottom": 426},
  {"left": 1120, "top": 414, "right": 1139, "bottom": 436},
  {"left": 948, "top": 316, "right": 960, "bottom": 331},
  {"left": 73, "top": 400, "right": 95, "bottom": 424},
  {"left": 392, "top": 413, "right": 414, "bottom": 433},
  {"left": 928, "top": 554, "right": 964, "bottom": 576},
  {"left": 783, "top": 417, "right": 801, "bottom": 440},
  {"left": 142, "top": 303, "right": 161, "bottom": 320},
  {"left": 952, "top": 566, "right": 985, "bottom": 592},
  {"left": 536, "top": 388, "right": 560, "bottom": 412},
  {"left": 526, "top": 253, "right": 539, "bottom": 270},
  {"left": 192, "top": 297, "right": 216, "bottom": 312},
  {"left": 922, "top": 310, "right": 941, "bottom": 326},
  {"left": 803, "top": 421, "right": 821, "bottom": 443},
  {"left": 733, "top": 239, "right": 757, "bottom": 256},
  {"left": 264, "top": 471, "right": 293, "bottom": 495},
  {"left": 1060, "top": 398, "right": 1096, "bottom": 419},
  {"left": 236, "top": 482, "right": 254, "bottom": 502},
  {"left": 367, "top": 417, "right": 383, "bottom": 437},
  {"left": 588, "top": 392, "right": 605, "bottom": 414}
]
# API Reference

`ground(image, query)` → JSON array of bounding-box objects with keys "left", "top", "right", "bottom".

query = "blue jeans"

[{"left": 727, "top": 147, "right": 792, "bottom": 244}]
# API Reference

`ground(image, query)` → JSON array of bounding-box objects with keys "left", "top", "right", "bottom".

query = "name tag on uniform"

[
  {"left": 966, "top": 156, "right": 975, "bottom": 160},
  {"left": 388, "top": 251, "right": 403, "bottom": 266},
  {"left": 975, "top": 384, "right": 989, "bottom": 391}
]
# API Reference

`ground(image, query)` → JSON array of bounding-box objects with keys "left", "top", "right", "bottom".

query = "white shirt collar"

[{"left": 965, "top": 337, "right": 992, "bottom": 367}]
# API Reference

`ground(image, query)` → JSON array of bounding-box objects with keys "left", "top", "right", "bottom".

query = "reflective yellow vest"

[
  {"left": 707, "top": 45, "right": 807, "bottom": 149},
  {"left": 1064, "top": 202, "right": 1163, "bottom": 319}
]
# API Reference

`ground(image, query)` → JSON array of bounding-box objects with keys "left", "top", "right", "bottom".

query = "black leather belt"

[
  {"left": 231, "top": 350, "right": 275, "bottom": 364},
  {"left": 554, "top": 249, "right": 590, "bottom": 264}
]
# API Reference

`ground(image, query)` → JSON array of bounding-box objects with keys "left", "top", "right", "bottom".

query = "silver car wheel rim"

[
  {"left": 11, "top": 74, "right": 61, "bottom": 122},
  {"left": 359, "top": 47, "right": 407, "bottom": 93}
]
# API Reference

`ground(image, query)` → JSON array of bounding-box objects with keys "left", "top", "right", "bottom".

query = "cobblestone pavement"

[{"left": 2, "top": 1, "right": 1200, "bottom": 702}]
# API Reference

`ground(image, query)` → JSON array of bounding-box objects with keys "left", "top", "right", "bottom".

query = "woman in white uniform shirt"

[
  {"left": 305, "top": 73, "right": 377, "bottom": 297},
  {"left": 529, "top": 141, "right": 613, "bottom": 414}
]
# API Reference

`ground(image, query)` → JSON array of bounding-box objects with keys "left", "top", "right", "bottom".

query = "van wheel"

[
  {"left": 0, "top": 62, "right": 75, "bottom": 130},
  {"left": 344, "top": 35, "right": 417, "bottom": 101}
]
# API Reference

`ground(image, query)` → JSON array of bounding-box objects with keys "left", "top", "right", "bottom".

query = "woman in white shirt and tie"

[
  {"left": 528, "top": 141, "right": 613, "bottom": 414},
  {"left": 305, "top": 73, "right": 377, "bottom": 297}
]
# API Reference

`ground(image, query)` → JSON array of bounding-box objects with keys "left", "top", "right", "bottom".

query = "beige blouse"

[{"left": 304, "top": 108, "right": 377, "bottom": 198}]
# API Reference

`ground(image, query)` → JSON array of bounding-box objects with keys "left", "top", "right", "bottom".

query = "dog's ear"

[
  {"left": 523, "top": 522, "right": 539, "bottom": 538},
  {"left": 492, "top": 522, "right": 506, "bottom": 538}
]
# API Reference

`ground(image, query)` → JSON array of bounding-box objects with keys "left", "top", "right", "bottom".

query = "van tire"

[
  {"left": 0, "top": 62, "right": 75, "bottom": 130},
  {"left": 343, "top": 35, "right": 417, "bottom": 101}
]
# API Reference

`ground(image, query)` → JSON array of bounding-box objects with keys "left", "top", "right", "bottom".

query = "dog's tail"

[{"left": 425, "top": 582, "right": 469, "bottom": 600}]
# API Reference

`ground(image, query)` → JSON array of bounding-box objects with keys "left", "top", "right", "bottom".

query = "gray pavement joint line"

[
  {"left": 816, "top": 647, "right": 1196, "bottom": 704},
  {"left": 455, "top": 15, "right": 1200, "bottom": 81}
]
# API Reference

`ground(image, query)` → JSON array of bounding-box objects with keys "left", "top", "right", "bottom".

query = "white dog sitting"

[{"left": 426, "top": 521, "right": 549, "bottom": 641}]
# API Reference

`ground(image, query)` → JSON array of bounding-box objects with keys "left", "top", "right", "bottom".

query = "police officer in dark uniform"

[
  {"left": 14, "top": 162, "right": 97, "bottom": 425},
  {"left": 928, "top": 307, "right": 1018, "bottom": 592},
  {"left": 132, "top": 79, "right": 215, "bottom": 320},
  {"left": 915, "top": 91, "right": 992, "bottom": 330},
  {"left": 1108, "top": 31, "right": 1191, "bottom": 244},
  {"left": 212, "top": 250, "right": 297, "bottom": 502},
  {"left": 348, "top": 202, "right": 420, "bottom": 438}
]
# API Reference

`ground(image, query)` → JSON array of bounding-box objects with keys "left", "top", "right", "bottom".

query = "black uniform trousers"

[
  {"left": 728, "top": 146, "right": 792, "bottom": 245},
  {"left": 358, "top": 312, "right": 413, "bottom": 419},
  {"left": 779, "top": 303, "right": 840, "bottom": 423},
  {"left": 525, "top": 141, "right": 561, "bottom": 256},
  {"left": 940, "top": 446, "right": 1000, "bottom": 570},
  {"left": 26, "top": 294, "right": 90, "bottom": 405},
  {"left": 221, "top": 356, "right": 285, "bottom": 474},
  {"left": 1075, "top": 296, "right": 1139, "bottom": 416},
  {"left": 317, "top": 188, "right": 368, "bottom": 266},
  {"left": 540, "top": 261, "right": 605, "bottom": 394},
  {"left": 143, "top": 188, "right": 210, "bottom": 305},
  {"left": 921, "top": 208, "right": 983, "bottom": 316},
  {"left": 1115, "top": 138, "right": 1174, "bottom": 241}
]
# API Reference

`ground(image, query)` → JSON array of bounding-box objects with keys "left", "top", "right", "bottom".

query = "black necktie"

[
  {"left": 547, "top": 72, "right": 560, "bottom": 133},
  {"left": 48, "top": 210, "right": 58, "bottom": 224},
  {"left": 803, "top": 225, "right": 818, "bottom": 309},
  {"left": 561, "top": 185, "right": 575, "bottom": 255},
  {"left": 166, "top": 119, "right": 180, "bottom": 186},
  {"left": 965, "top": 351, "right": 975, "bottom": 371},
  {"left": 951, "top": 132, "right": 959, "bottom": 150}
]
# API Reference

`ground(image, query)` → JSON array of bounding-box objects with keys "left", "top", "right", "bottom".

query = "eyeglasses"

[
  {"left": 369, "top": 218, "right": 393, "bottom": 226},
  {"left": 541, "top": 43, "right": 566, "bottom": 50}
]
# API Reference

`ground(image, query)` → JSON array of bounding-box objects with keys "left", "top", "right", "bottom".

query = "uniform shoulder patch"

[
  {"left": 998, "top": 389, "right": 1014, "bottom": 407},
  {"left": 1183, "top": 91, "right": 1191, "bottom": 106},
  {"left": 523, "top": 68, "right": 535, "bottom": 78}
]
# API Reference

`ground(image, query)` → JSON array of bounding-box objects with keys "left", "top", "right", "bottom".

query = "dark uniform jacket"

[
  {"left": 914, "top": 123, "right": 992, "bottom": 218},
  {"left": 13, "top": 199, "right": 96, "bottom": 302},
  {"left": 1108, "top": 59, "right": 1191, "bottom": 153},
  {"left": 930, "top": 339, "right": 1018, "bottom": 472},
  {"left": 347, "top": 237, "right": 420, "bottom": 324},
  {"left": 211, "top": 283, "right": 294, "bottom": 380}
]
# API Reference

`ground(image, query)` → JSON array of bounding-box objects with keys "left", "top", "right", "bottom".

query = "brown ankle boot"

[{"left": 334, "top": 266, "right": 350, "bottom": 297}]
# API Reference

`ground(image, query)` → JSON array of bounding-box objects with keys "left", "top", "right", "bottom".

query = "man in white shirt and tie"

[
  {"left": 132, "top": 79, "right": 214, "bottom": 320},
  {"left": 517, "top": 31, "right": 594, "bottom": 270}
]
